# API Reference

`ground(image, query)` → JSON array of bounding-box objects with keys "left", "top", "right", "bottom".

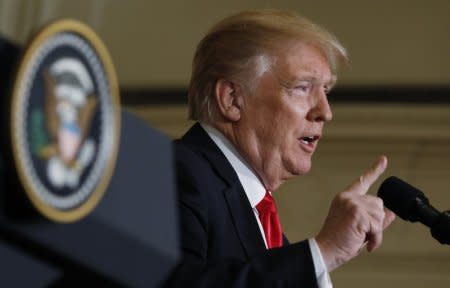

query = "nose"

[{"left": 306, "top": 91, "right": 333, "bottom": 122}]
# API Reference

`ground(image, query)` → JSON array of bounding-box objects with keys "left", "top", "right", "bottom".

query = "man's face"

[{"left": 234, "top": 43, "right": 334, "bottom": 189}]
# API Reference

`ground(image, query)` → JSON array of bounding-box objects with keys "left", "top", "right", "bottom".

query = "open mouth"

[{"left": 300, "top": 135, "right": 320, "bottom": 145}]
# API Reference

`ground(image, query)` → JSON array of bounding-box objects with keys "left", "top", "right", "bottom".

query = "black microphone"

[{"left": 378, "top": 176, "right": 450, "bottom": 245}]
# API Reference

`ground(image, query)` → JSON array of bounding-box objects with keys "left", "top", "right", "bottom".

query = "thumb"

[{"left": 383, "top": 209, "right": 396, "bottom": 230}]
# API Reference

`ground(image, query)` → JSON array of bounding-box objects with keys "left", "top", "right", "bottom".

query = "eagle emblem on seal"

[{"left": 39, "top": 58, "right": 97, "bottom": 189}]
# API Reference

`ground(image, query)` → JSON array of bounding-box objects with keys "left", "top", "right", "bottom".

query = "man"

[{"left": 165, "top": 9, "right": 395, "bottom": 287}]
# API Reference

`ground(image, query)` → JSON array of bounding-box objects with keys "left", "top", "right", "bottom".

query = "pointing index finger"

[{"left": 355, "top": 155, "right": 388, "bottom": 194}]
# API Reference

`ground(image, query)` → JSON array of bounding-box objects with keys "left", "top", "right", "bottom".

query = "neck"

[{"left": 211, "top": 121, "right": 285, "bottom": 191}]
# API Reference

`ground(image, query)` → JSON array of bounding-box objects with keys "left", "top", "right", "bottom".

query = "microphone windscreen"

[{"left": 378, "top": 176, "right": 428, "bottom": 222}]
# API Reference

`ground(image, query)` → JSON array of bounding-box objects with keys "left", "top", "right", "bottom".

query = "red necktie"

[{"left": 256, "top": 190, "right": 283, "bottom": 249}]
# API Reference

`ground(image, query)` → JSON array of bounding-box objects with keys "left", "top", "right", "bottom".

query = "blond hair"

[{"left": 188, "top": 9, "right": 348, "bottom": 123}]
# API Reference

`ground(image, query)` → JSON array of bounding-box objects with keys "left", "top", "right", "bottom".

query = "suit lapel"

[
  {"left": 222, "top": 184, "right": 267, "bottom": 257},
  {"left": 181, "top": 123, "right": 267, "bottom": 257}
]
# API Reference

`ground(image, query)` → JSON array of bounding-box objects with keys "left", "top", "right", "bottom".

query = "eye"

[
  {"left": 297, "top": 85, "right": 308, "bottom": 92},
  {"left": 293, "top": 82, "right": 311, "bottom": 96}
]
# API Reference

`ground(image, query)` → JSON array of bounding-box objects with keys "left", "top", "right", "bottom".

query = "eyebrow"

[{"left": 281, "top": 75, "right": 336, "bottom": 89}]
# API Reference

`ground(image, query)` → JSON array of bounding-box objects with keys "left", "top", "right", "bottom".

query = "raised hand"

[{"left": 315, "top": 155, "right": 396, "bottom": 271}]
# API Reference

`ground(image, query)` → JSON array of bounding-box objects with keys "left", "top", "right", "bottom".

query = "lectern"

[{"left": 0, "top": 20, "right": 179, "bottom": 287}]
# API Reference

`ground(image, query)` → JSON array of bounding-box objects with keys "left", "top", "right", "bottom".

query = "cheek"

[
  {"left": 282, "top": 127, "right": 313, "bottom": 175},
  {"left": 283, "top": 148, "right": 313, "bottom": 176},
  {"left": 279, "top": 108, "right": 308, "bottom": 139},
  {"left": 251, "top": 105, "right": 287, "bottom": 139}
]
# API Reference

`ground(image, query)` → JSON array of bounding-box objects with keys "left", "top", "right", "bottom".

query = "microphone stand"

[
  {"left": 430, "top": 210, "right": 450, "bottom": 245},
  {"left": 413, "top": 198, "right": 450, "bottom": 245}
]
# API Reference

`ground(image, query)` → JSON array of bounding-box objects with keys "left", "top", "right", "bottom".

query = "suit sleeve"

[{"left": 163, "top": 145, "right": 318, "bottom": 288}]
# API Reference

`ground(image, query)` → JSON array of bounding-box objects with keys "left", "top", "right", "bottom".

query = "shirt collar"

[{"left": 201, "top": 123, "right": 266, "bottom": 208}]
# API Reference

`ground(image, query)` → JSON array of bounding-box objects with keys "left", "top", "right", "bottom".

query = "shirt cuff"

[{"left": 308, "top": 238, "right": 333, "bottom": 288}]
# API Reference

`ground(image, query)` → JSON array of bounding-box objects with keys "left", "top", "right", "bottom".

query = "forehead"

[{"left": 272, "top": 43, "right": 333, "bottom": 85}]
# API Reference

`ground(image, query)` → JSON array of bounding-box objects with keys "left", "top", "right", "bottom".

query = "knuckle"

[
  {"left": 334, "top": 192, "right": 350, "bottom": 204},
  {"left": 348, "top": 201, "right": 363, "bottom": 217},
  {"left": 365, "top": 195, "right": 384, "bottom": 211},
  {"left": 335, "top": 193, "right": 345, "bottom": 203},
  {"left": 373, "top": 222, "right": 383, "bottom": 233},
  {"left": 375, "top": 197, "right": 384, "bottom": 210},
  {"left": 378, "top": 209, "right": 386, "bottom": 223}
]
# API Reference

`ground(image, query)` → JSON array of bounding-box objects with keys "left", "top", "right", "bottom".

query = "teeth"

[{"left": 301, "top": 136, "right": 317, "bottom": 144}]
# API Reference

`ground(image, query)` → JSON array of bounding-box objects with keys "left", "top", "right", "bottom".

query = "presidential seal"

[{"left": 9, "top": 20, "right": 120, "bottom": 222}]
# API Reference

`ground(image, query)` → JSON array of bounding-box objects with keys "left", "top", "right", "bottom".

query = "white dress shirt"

[{"left": 202, "top": 123, "right": 332, "bottom": 288}]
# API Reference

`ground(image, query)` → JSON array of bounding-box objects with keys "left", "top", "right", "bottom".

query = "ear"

[{"left": 214, "top": 79, "right": 243, "bottom": 122}]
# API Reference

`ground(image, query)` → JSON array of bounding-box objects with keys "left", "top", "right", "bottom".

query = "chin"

[
  {"left": 296, "top": 164, "right": 312, "bottom": 175},
  {"left": 287, "top": 158, "right": 312, "bottom": 176}
]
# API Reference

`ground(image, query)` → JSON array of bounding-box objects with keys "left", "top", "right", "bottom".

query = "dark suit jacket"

[{"left": 164, "top": 123, "right": 318, "bottom": 287}]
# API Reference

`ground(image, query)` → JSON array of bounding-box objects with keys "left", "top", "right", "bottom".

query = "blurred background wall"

[
  {"left": 1, "top": 0, "right": 450, "bottom": 87},
  {"left": 1, "top": 0, "right": 449, "bottom": 287}
]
